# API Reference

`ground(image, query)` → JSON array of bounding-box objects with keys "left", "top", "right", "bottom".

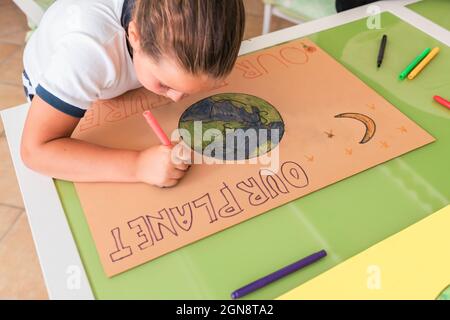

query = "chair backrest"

[
  {"left": 264, "top": 0, "right": 336, "bottom": 21},
  {"left": 13, "top": 0, "right": 46, "bottom": 26}
]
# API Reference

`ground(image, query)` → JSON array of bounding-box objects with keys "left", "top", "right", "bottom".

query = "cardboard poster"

[{"left": 72, "top": 39, "right": 435, "bottom": 277}]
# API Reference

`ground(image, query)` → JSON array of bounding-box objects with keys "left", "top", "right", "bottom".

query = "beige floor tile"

[
  {"left": 245, "top": 14, "right": 264, "bottom": 40},
  {"left": 0, "top": 0, "right": 13, "bottom": 7},
  {"left": 0, "top": 83, "right": 26, "bottom": 110},
  {"left": 0, "top": 135, "right": 25, "bottom": 209},
  {"left": 0, "top": 42, "right": 20, "bottom": 62},
  {"left": 0, "top": 205, "right": 22, "bottom": 240},
  {"left": 0, "top": 0, "right": 28, "bottom": 44},
  {"left": 0, "top": 29, "right": 27, "bottom": 46},
  {"left": 244, "top": 0, "right": 265, "bottom": 16},
  {"left": 0, "top": 213, "right": 48, "bottom": 300},
  {"left": 244, "top": 0, "right": 296, "bottom": 39},
  {"left": 0, "top": 46, "right": 25, "bottom": 86},
  {"left": 271, "top": 16, "right": 295, "bottom": 33},
  {"left": 0, "top": 83, "right": 26, "bottom": 135},
  {"left": 245, "top": 13, "right": 294, "bottom": 40},
  {"left": 0, "top": 2, "right": 28, "bottom": 38}
]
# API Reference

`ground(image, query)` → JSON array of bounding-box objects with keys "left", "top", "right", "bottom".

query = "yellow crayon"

[{"left": 408, "top": 47, "right": 440, "bottom": 80}]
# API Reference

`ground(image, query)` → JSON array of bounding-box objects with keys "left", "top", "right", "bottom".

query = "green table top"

[
  {"left": 54, "top": 12, "right": 450, "bottom": 300},
  {"left": 408, "top": 0, "right": 450, "bottom": 30}
]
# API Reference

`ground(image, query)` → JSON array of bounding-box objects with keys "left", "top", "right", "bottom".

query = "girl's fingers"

[
  {"left": 175, "top": 162, "right": 190, "bottom": 171},
  {"left": 157, "top": 179, "right": 179, "bottom": 188},
  {"left": 169, "top": 168, "right": 186, "bottom": 180},
  {"left": 172, "top": 141, "right": 194, "bottom": 164},
  {"left": 164, "top": 179, "right": 180, "bottom": 188}
]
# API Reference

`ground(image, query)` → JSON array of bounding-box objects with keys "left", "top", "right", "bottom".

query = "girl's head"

[{"left": 128, "top": 0, "right": 246, "bottom": 102}]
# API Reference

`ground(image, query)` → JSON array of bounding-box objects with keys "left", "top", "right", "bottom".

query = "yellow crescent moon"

[{"left": 335, "top": 113, "right": 376, "bottom": 144}]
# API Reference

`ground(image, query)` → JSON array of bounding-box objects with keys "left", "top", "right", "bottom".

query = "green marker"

[{"left": 399, "top": 48, "right": 431, "bottom": 80}]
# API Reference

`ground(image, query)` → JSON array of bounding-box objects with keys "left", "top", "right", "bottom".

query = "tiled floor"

[
  {"left": 0, "top": 0, "right": 293, "bottom": 299},
  {"left": 0, "top": 0, "right": 48, "bottom": 300}
]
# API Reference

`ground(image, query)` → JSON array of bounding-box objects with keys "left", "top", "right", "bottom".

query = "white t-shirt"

[{"left": 23, "top": 0, "right": 141, "bottom": 118}]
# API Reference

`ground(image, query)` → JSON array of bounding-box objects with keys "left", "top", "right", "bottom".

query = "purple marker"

[{"left": 231, "top": 250, "right": 327, "bottom": 299}]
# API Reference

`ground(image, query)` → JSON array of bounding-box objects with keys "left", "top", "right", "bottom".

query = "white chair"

[
  {"left": 262, "top": 0, "right": 337, "bottom": 34},
  {"left": 12, "top": 0, "right": 46, "bottom": 26}
]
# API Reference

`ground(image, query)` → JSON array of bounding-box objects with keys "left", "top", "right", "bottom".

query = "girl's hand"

[{"left": 135, "top": 144, "right": 190, "bottom": 188}]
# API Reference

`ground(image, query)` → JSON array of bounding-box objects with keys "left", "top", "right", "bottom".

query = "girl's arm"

[{"left": 20, "top": 96, "right": 188, "bottom": 186}]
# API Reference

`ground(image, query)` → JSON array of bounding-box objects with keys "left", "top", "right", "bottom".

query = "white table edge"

[
  {"left": 1, "top": 0, "right": 448, "bottom": 300},
  {"left": 1, "top": 105, "right": 94, "bottom": 300}
]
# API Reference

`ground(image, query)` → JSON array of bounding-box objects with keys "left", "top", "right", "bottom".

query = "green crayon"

[{"left": 399, "top": 48, "right": 431, "bottom": 80}]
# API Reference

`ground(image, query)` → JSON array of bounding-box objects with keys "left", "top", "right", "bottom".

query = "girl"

[{"left": 20, "top": 0, "right": 245, "bottom": 188}]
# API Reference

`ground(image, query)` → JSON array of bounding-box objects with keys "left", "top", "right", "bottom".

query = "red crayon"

[
  {"left": 142, "top": 111, "right": 172, "bottom": 146},
  {"left": 433, "top": 96, "right": 450, "bottom": 110}
]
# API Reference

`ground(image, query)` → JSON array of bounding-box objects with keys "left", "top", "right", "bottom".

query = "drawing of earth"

[{"left": 178, "top": 93, "right": 285, "bottom": 160}]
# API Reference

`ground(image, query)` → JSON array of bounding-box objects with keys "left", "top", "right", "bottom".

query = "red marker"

[
  {"left": 142, "top": 111, "right": 172, "bottom": 146},
  {"left": 433, "top": 96, "right": 450, "bottom": 110}
]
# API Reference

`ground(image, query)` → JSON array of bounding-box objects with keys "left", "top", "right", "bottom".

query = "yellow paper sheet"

[{"left": 278, "top": 205, "right": 450, "bottom": 300}]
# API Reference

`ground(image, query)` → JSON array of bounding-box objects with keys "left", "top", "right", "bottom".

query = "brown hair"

[{"left": 134, "top": 0, "right": 246, "bottom": 79}]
